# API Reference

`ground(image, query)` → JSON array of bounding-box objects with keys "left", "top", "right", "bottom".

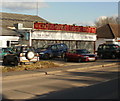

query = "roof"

[
  {"left": 109, "top": 24, "right": 120, "bottom": 37},
  {"left": 96, "top": 24, "right": 120, "bottom": 39},
  {"left": 0, "top": 12, "right": 49, "bottom": 36}
]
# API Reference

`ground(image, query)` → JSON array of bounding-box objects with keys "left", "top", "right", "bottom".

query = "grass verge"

[{"left": 2, "top": 61, "right": 60, "bottom": 72}]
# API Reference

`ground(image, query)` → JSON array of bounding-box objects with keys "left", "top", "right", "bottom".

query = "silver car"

[{"left": 3, "top": 46, "right": 39, "bottom": 66}]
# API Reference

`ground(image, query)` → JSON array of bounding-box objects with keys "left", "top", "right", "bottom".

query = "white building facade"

[{"left": 0, "top": 36, "right": 19, "bottom": 48}]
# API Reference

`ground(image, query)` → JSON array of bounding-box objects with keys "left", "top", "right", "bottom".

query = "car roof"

[
  {"left": 99, "top": 44, "right": 119, "bottom": 46},
  {"left": 0, "top": 47, "right": 11, "bottom": 49},
  {"left": 14, "top": 46, "right": 34, "bottom": 48}
]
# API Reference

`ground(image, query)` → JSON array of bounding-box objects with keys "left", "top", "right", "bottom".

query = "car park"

[
  {"left": 3, "top": 45, "right": 39, "bottom": 66},
  {"left": 64, "top": 49, "right": 97, "bottom": 62},
  {"left": 0, "top": 47, "right": 12, "bottom": 60},
  {"left": 97, "top": 44, "right": 120, "bottom": 59},
  {"left": 36, "top": 43, "right": 68, "bottom": 60}
]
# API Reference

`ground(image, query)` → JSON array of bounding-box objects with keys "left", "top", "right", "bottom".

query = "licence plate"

[{"left": 88, "top": 57, "right": 95, "bottom": 61}]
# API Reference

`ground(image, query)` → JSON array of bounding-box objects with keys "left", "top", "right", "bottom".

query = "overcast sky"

[{"left": 0, "top": 0, "right": 119, "bottom": 26}]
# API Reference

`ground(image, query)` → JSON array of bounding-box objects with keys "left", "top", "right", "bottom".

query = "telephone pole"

[{"left": 36, "top": 1, "right": 39, "bottom": 16}]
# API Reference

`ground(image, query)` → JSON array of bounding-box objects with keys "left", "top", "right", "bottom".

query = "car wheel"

[
  {"left": 20, "top": 62, "right": 25, "bottom": 65},
  {"left": 3, "top": 58, "right": 8, "bottom": 66},
  {"left": 78, "top": 58, "right": 82, "bottom": 62},
  {"left": 14, "top": 60, "right": 19, "bottom": 66},
  {"left": 26, "top": 51, "right": 35, "bottom": 60},
  {"left": 64, "top": 57, "right": 68, "bottom": 62},
  {"left": 111, "top": 54, "right": 116, "bottom": 59},
  {"left": 43, "top": 54, "right": 50, "bottom": 60},
  {"left": 99, "top": 54, "right": 104, "bottom": 59},
  {"left": 61, "top": 53, "right": 65, "bottom": 59}
]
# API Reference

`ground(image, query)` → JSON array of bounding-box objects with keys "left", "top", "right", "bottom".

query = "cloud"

[
  {"left": 96, "top": 16, "right": 108, "bottom": 21},
  {"left": 2, "top": 2, "right": 48, "bottom": 11}
]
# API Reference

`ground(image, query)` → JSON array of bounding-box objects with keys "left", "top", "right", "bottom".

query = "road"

[{"left": 2, "top": 59, "right": 119, "bottom": 100}]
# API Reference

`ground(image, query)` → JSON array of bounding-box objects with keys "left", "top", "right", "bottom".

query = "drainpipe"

[
  {"left": 29, "top": 30, "right": 32, "bottom": 46},
  {"left": 94, "top": 41, "right": 96, "bottom": 54}
]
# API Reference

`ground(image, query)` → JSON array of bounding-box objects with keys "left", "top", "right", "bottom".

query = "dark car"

[
  {"left": 0, "top": 47, "right": 12, "bottom": 60},
  {"left": 97, "top": 44, "right": 120, "bottom": 59},
  {"left": 3, "top": 45, "right": 39, "bottom": 66},
  {"left": 36, "top": 43, "right": 68, "bottom": 59},
  {"left": 64, "top": 49, "right": 97, "bottom": 62}
]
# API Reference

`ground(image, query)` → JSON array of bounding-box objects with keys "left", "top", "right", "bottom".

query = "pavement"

[{"left": 2, "top": 59, "right": 119, "bottom": 80}]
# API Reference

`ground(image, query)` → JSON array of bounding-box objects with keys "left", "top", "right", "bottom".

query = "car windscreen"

[
  {"left": 22, "top": 47, "right": 35, "bottom": 52},
  {"left": 112, "top": 45, "right": 120, "bottom": 49},
  {"left": 12, "top": 46, "right": 35, "bottom": 53},
  {"left": 2, "top": 48, "right": 11, "bottom": 52},
  {"left": 42, "top": 44, "right": 51, "bottom": 49},
  {"left": 76, "top": 50, "right": 90, "bottom": 54}
]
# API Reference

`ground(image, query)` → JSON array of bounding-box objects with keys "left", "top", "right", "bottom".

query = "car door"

[
  {"left": 51, "top": 45, "right": 58, "bottom": 57},
  {"left": 56, "top": 44, "right": 63, "bottom": 56},
  {"left": 0, "top": 48, "right": 2, "bottom": 59},
  {"left": 103, "top": 45, "right": 110, "bottom": 57},
  {"left": 66, "top": 50, "right": 74, "bottom": 61},
  {"left": 97, "top": 45, "right": 103, "bottom": 55},
  {"left": 68, "top": 50, "right": 78, "bottom": 61},
  {"left": 72, "top": 50, "right": 80, "bottom": 61}
]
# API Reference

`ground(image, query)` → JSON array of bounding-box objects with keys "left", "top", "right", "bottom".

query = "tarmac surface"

[
  {"left": 2, "top": 59, "right": 120, "bottom": 80},
  {"left": 1, "top": 59, "right": 120, "bottom": 100}
]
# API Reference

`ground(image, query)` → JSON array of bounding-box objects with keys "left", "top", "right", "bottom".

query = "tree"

[{"left": 95, "top": 16, "right": 119, "bottom": 28}]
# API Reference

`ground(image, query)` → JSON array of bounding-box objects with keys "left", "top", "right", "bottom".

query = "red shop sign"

[{"left": 34, "top": 22, "right": 96, "bottom": 33}]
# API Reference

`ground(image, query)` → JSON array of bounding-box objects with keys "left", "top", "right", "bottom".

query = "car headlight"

[
  {"left": 40, "top": 52, "right": 44, "bottom": 55},
  {"left": 83, "top": 56, "right": 89, "bottom": 58}
]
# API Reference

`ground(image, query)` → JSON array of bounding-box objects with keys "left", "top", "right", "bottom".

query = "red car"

[{"left": 64, "top": 49, "right": 97, "bottom": 62}]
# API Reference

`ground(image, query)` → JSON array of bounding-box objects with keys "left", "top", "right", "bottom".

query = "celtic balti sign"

[{"left": 34, "top": 22, "right": 96, "bottom": 33}]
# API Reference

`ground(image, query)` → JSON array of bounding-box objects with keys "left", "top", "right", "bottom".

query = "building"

[
  {"left": 0, "top": 12, "right": 48, "bottom": 47},
  {"left": 96, "top": 23, "right": 120, "bottom": 50},
  {"left": 32, "top": 22, "right": 97, "bottom": 53},
  {"left": 0, "top": 12, "right": 97, "bottom": 53}
]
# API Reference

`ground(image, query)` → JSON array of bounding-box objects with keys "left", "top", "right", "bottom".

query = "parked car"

[
  {"left": 64, "top": 49, "right": 97, "bottom": 62},
  {"left": 3, "top": 46, "right": 39, "bottom": 66},
  {"left": 36, "top": 43, "right": 68, "bottom": 59},
  {"left": 0, "top": 47, "right": 12, "bottom": 60},
  {"left": 97, "top": 44, "right": 120, "bottom": 59}
]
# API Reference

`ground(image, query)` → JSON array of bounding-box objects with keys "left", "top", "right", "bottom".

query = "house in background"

[
  {"left": 96, "top": 23, "right": 120, "bottom": 50},
  {"left": 0, "top": 25, "right": 19, "bottom": 47},
  {"left": 0, "top": 12, "right": 48, "bottom": 47}
]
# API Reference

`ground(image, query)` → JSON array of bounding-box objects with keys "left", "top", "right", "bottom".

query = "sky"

[{"left": 0, "top": 0, "right": 119, "bottom": 26}]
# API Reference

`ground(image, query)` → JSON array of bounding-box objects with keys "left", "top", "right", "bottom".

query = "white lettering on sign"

[{"left": 31, "top": 31, "right": 96, "bottom": 41}]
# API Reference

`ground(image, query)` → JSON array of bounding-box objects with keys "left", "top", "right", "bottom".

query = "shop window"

[{"left": 7, "top": 41, "right": 10, "bottom": 47}]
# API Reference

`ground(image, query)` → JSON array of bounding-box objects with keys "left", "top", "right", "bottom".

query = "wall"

[
  {"left": 32, "top": 40, "right": 95, "bottom": 53},
  {"left": 95, "top": 38, "right": 106, "bottom": 51},
  {"left": 0, "top": 36, "right": 19, "bottom": 47}
]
